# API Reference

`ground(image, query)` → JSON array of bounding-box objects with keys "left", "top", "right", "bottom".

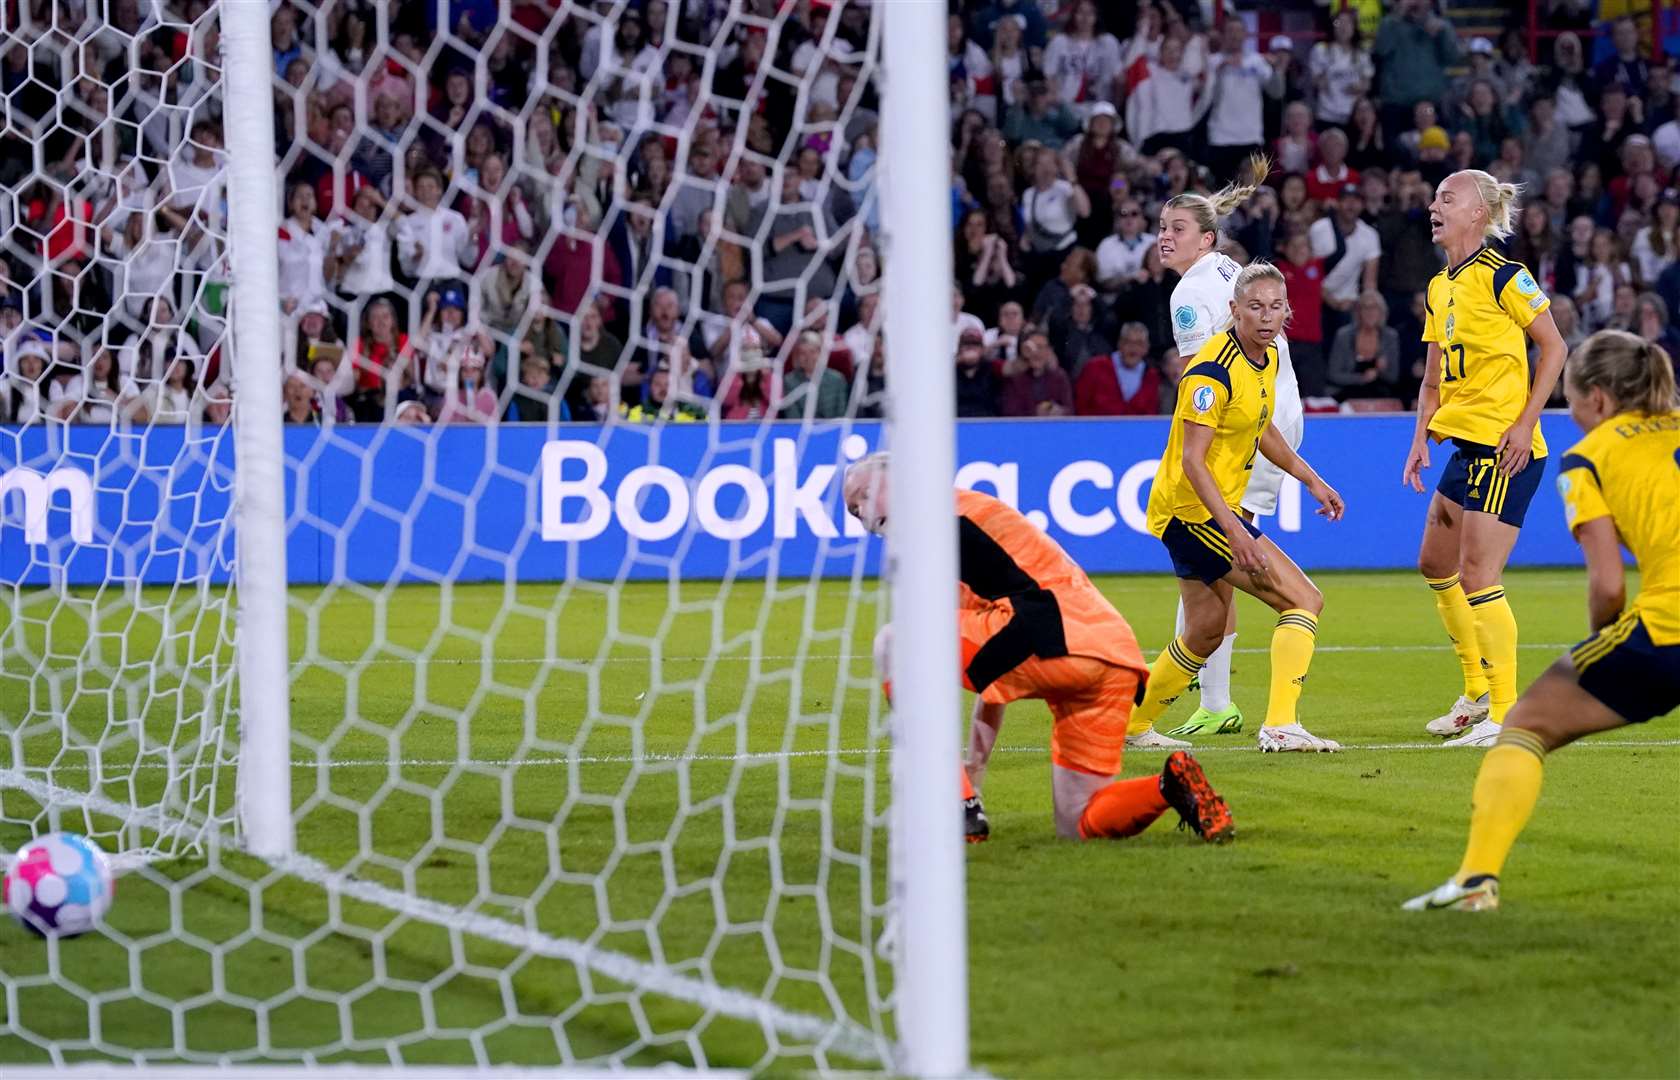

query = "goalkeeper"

[{"left": 844, "top": 454, "right": 1233, "bottom": 845}]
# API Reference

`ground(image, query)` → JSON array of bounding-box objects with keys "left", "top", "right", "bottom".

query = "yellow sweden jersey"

[
  {"left": 1556, "top": 411, "right": 1680, "bottom": 644},
  {"left": 1146, "top": 329, "right": 1279, "bottom": 536},
  {"left": 1422, "top": 246, "right": 1549, "bottom": 457}
]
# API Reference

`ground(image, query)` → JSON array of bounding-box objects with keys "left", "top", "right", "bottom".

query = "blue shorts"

[
  {"left": 1570, "top": 612, "right": 1680, "bottom": 724},
  {"left": 1435, "top": 439, "right": 1546, "bottom": 527},
  {"left": 1159, "top": 515, "right": 1264, "bottom": 585}
]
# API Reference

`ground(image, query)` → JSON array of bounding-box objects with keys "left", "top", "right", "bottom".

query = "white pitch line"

[
  {"left": 19, "top": 738, "right": 1680, "bottom": 777},
  {"left": 0, "top": 767, "right": 887, "bottom": 1067}
]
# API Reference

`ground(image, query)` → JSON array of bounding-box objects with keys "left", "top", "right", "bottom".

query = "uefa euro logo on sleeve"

[
  {"left": 1175, "top": 305, "right": 1197, "bottom": 331},
  {"left": 1193, "top": 385, "right": 1217, "bottom": 413}
]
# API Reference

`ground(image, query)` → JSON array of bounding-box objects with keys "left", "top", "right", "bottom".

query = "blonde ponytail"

[
  {"left": 1566, "top": 329, "right": 1680, "bottom": 417},
  {"left": 1458, "top": 169, "right": 1523, "bottom": 241},
  {"left": 1164, "top": 153, "right": 1273, "bottom": 239}
]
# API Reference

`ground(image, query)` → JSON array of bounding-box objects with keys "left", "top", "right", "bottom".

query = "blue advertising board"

[{"left": 0, "top": 414, "right": 1588, "bottom": 586}]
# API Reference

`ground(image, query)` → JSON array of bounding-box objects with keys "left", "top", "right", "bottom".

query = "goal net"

[{"left": 0, "top": 1, "right": 962, "bottom": 1072}]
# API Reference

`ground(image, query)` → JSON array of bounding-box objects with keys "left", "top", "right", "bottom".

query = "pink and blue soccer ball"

[{"left": 3, "top": 833, "right": 114, "bottom": 937}]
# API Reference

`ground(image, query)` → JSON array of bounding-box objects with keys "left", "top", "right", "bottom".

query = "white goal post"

[{"left": 0, "top": 0, "right": 969, "bottom": 1075}]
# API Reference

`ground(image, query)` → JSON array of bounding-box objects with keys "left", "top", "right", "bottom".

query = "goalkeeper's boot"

[
  {"left": 1159, "top": 751, "right": 1234, "bottom": 844},
  {"left": 1403, "top": 875, "right": 1500, "bottom": 912},
  {"left": 1442, "top": 718, "right": 1502, "bottom": 748},
  {"left": 1257, "top": 722, "right": 1342, "bottom": 752},
  {"left": 1125, "top": 727, "right": 1192, "bottom": 750},
  {"left": 964, "top": 795, "right": 990, "bottom": 844},
  {"left": 1165, "top": 704, "right": 1244, "bottom": 737},
  {"left": 1426, "top": 693, "right": 1489, "bottom": 737}
]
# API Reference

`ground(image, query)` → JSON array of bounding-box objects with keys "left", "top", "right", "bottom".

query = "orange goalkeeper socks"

[
  {"left": 1077, "top": 776, "right": 1169, "bottom": 839},
  {"left": 960, "top": 766, "right": 975, "bottom": 801}
]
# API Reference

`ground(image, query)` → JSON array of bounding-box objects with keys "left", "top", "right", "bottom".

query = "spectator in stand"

[
  {"left": 1521, "top": 97, "right": 1574, "bottom": 183},
  {"left": 1345, "top": 97, "right": 1387, "bottom": 173},
  {"left": 850, "top": 333, "right": 888, "bottom": 420},
  {"left": 968, "top": 0, "right": 1048, "bottom": 51},
  {"left": 1632, "top": 189, "right": 1680, "bottom": 287},
  {"left": 953, "top": 326, "right": 1000, "bottom": 418},
  {"left": 1594, "top": 16, "right": 1650, "bottom": 102},
  {"left": 1274, "top": 102, "right": 1318, "bottom": 178},
  {"left": 461, "top": 152, "right": 536, "bottom": 267},
  {"left": 1636, "top": 292, "right": 1680, "bottom": 362},
  {"left": 780, "top": 330, "right": 848, "bottom": 420},
  {"left": 1372, "top": 0, "right": 1459, "bottom": 139},
  {"left": 1125, "top": 36, "right": 1205, "bottom": 159},
  {"left": 478, "top": 247, "right": 537, "bottom": 349},
  {"left": 719, "top": 334, "right": 782, "bottom": 420},
  {"left": 1095, "top": 196, "right": 1153, "bottom": 305},
  {"left": 1548, "top": 295, "right": 1586, "bottom": 356},
  {"left": 330, "top": 185, "right": 395, "bottom": 306},
  {"left": 1073, "top": 321, "right": 1160, "bottom": 417},
  {"left": 1042, "top": 1, "right": 1121, "bottom": 121},
  {"left": 983, "top": 300, "right": 1027, "bottom": 366},
  {"left": 1018, "top": 143, "right": 1090, "bottom": 298},
  {"left": 283, "top": 370, "right": 320, "bottom": 425},
  {"left": 139, "top": 355, "right": 195, "bottom": 425},
  {"left": 1327, "top": 290, "right": 1401, "bottom": 400},
  {"left": 1277, "top": 231, "right": 1327, "bottom": 397},
  {"left": 52, "top": 347, "right": 141, "bottom": 425},
  {"left": 1455, "top": 79, "right": 1518, "bottom": 169},
  {"left": 1061, "top": 102, "right": 1130, "bottom": 247},
  {"left": 955, "top": 208, "right": 1018, "bottom": 326},
  {"left": 437, "top": 335, "right": 499, "bottom": 424},
  {"left": 623, "top": 362, "right": 703, "bottom": 423},
  {"left": 950, "top": 13, "right": 998, "bottom": 123},
  {"left": 418, "top": 286, "right": 471, "bottom": 405},
  {"left": 842, "top": 292, "right": 881, "bottom": 373},
  {"left": 347, "top": 297, "right": 412, "bottom": 421},
  {"left": 1032, "top": 246, "right": 1097, "bottom": 328},
  {"left": 760, "top": 168, "right": 838, "bottom": 334},
  {"left": 1584, "top": 84, "right": 1639, "bottom": 183},
  {"left": 278, "top": 181, "right": 332, "bottom": 316},
  {"left": 1309, "top": 10, "right": 1373, "bottom": 131},
  {"left": 7, "top": 349, "right": 47, "bottom": 426},
  {"left": 1002, "top": 79, "right": 1080, "bottom": 151},
  {"left": 1001, "top": 329, "right": 1073, "bottom": 417},
  {"left": 397, "top": 169, "right": 474, "bottom": 301},
  {"left": 1204, "top": 18, "right": 1285, "bottom": 182},
  {"left": 1376, "top": 168, "right": 1439, "bottom": 305},
  {"left": 952, "top": 285, "right": 987, "bottom": 343},
  {"left": 1049, "top": 284, "right": 1112, "bottom": 376},
  {"left": 985, "top": 15, "right": 1031, "bottom": 117},
  {"left": 286, "top": 299, "right": 342, "bottom": 374},
  {"left": 703, "top": 278, "right": 785, "bottom": 368},
  {"left": 504, "top": 352, "right": 562, "bottom": 422},
  {"left": 1305, "top": 128, "right": 1359, "bottom": 204},
  {"left": 1576, "top": 227, "right": 1632, "bottom": 331},
  {"left": 1310, "top": 182, "right": 1382, "bottom": 348}
]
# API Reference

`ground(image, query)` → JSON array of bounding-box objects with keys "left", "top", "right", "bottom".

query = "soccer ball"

[{"left": 4, "top": 832, "right": 114, "bottom": 937}]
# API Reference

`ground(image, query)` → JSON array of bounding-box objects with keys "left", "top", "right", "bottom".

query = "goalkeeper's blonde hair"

[{"left": 1162, "top": 153, "right": 1272, "bottom": 239}]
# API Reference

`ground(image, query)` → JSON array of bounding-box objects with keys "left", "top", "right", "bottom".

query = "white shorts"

[{"left": 1240, "top": 413, "right": 1304, "bottom": 517}]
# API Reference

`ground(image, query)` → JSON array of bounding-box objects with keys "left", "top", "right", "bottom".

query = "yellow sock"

[
  {"left": 1456, "top": 727, "right": 1546, "bottom": 881},
  {"left": 1264, "top": 609, "right": 1318, "bottom": 728},
  {"left": 1467, "top": 585, "right": 1518, "bottom": 724},
  {"left": 1427, "top": 574, "right": 1490, "bottom": 700},
  {"left": 1127, "top": 637, "right": 1208, "bottom": 735}
]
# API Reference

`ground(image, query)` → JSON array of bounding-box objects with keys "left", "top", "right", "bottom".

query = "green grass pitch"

[{"left": 1, "top": 567, "right": 1676, "bottom": 1075}]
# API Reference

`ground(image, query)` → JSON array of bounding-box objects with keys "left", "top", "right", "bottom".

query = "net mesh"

[{"left": 0, "top": 0, "right": 900, "bottom": 1070}]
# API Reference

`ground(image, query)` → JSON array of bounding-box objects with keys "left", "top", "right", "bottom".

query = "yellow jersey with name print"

[
  {"left": 1421, "top": 246, "right": 1549, "bottom": 458},
  {"left": 1556, "top": 411, "right": 1680, "bottom": 644},
  {"left": 1147, "top": 329, "right": 1280, "bottom": 536}
]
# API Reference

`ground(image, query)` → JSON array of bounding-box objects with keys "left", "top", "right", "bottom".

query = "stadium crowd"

[{"left": 0, "top": 0, "right": 1677, "bottom": 426}]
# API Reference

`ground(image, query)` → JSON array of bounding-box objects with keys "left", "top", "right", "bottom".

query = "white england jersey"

[{"left": 1171, "top": 251, "right": 1302, "bottom": 437}]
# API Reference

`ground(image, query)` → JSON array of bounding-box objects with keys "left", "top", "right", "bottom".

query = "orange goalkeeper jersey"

[{"left": 954, "top": 489, "right": 1149, "bottom": 693}]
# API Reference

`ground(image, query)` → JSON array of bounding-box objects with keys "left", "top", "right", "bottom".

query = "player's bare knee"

[
  {"left": 1180, "top": 622, "right": 1224, "bottom": 657},
  {"left": 1291, "top": 579, "right": 1324, "bottom": 617},
  {"left": 1457, "top": 559, "right": 1501, "bottom": 594},
  {"left": 1417, "top": 550, "right": 1458, "bottom": 580}
]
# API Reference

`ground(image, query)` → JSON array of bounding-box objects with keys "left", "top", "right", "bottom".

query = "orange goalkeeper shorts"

[{"left": 959, "top": 610, "right": 1139, "bottom": 777}]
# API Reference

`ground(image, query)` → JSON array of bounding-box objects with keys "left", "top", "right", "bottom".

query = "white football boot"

[
  {"left": 1441, "top": 718, "right": 1502, "bottom": 747},
  {"left": 1426, "top": 693, "right": 1489, "bottom": 737},
  {"left": 1257, "top": 723, "right": 1341, "bottom": 752},
  {"left": 1402, "top": 876, "right": 1500, "bottom": 912},
  {"left": 1125, "top": 728, "right": 1193, "bottom": 750}
]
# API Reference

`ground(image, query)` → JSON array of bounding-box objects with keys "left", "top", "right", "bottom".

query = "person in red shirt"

[
  {"left": 1001, "top": 330, "right": 1074, "bottom": 415},
  {"left": 1074, "top": 321, "right": 1162, "bottom": 415},
  {"left": 1276, "top": 231, "right": 1327, "bottom": 396},
  {"left": 1304, "top": 128, "right": 1360, "bottom": 205}
]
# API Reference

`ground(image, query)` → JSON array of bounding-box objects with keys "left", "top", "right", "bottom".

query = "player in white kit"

[{"left": 1125, "top": 156, "right": 1313, "bottom": 749}]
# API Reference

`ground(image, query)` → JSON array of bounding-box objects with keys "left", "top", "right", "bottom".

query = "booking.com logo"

[{"left": 539, "top": 435, "right": 1305, "bottom": 543}]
